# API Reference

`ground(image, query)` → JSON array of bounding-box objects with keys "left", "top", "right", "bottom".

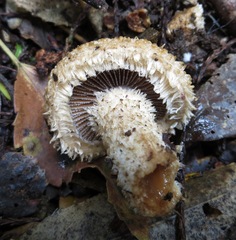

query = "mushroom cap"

[{"left": 44, "top": 37, "right": 195, "bottom": 160}]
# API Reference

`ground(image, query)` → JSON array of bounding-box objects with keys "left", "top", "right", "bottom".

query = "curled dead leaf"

[{"left": 126, "top": 9, "right": 151, "bottom": 33}]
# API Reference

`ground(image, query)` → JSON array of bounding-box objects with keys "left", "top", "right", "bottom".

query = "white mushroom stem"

[{"left": 87, "top": 87, "right": 182, "bottom": 216}]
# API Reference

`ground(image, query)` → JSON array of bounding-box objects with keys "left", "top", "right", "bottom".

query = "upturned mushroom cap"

[
  {"left": 45, "top": 37, "right": 194, "bottom": 159},
  {"left": 44, "top": 37, "right": 195, "bottom": 217}
]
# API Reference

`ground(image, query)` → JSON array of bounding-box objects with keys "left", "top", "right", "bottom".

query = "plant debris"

[
  {"left": 186, "top": 54, "right": 236, "bottom": 142},
  {"left": 0, "top": 0, "right": 236, "bottom": 239}
]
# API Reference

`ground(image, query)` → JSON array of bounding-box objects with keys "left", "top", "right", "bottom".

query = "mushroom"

[{"left": 45, "top": 37, "right": 195, "bottom": 217}]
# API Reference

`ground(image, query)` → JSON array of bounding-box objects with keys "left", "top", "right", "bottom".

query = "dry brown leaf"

[
  {"left": 89, "top": 158, "right": 152, "bottom": 240},
  {"left": 13, "top": 63, "right": 46, "bottom": 149},
  {"left": 12, "top": 62, "right": 89, "bottom": 187},
  {"left": 0, "top": 39, "right": 90, "bottom": 187},
  {"left": 186, "top": 53, "right": 236, "bottom": 142},
  {"left": 6, "top": 0, "right": 81, "bottom": 27}
]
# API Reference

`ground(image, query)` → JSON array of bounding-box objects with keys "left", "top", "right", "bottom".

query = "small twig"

[
  {"left": 0, "top": 119, "right": 14, "bottom": 125},
  {"left": 175, "top": 200, "right": 186, "bottom": 240},
  {"left": 113, "top": 0, "right": 120, "bottom": 36},
  {"left": 63, "top": 5, "right": 89, "bottom": 54},
  {"left": 197, "top": 38, "right": 236, "bottom": 84},
  {"left": 206, "top": 13, "right": 222, "bottom": 30},
  {"left": 206, "top": 13, "right": 231, "bottom": 35},
  {"left": 0, "top": 65, "right": 17, "bottom": 72},
  {"left": 61, "top": 27, "right": 87, "bottom": 43},
  {"left": 60, "top": 27, "right": 87, "bottom": 44},
  {"left": 81, "top": 0, "right": 108, "bottom": 10},
  {"left": 0, "top": 111, "right": 14, "bottom": 116},
  {"left": 158, "top": 0, "right": 175, "bottom": 46},
  {"left": 73, "top": 33, "right": 87, "bottom": 43},
  {"left": 0, "top": 217, "right": 41, "bottom": 227}
]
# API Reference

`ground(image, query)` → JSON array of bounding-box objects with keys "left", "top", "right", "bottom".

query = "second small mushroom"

[{"left": 45, "top": 37, "right": 195, "bottom": 217}]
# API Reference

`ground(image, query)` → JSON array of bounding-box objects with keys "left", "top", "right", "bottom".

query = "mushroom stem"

[{"left": 87, "top": 87, "right": 182, "bottom": 216}]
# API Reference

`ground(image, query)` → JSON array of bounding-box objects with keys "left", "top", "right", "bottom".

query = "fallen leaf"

[
  {"left": 0, "top": 39, "right": 86, "bottom": 187},
  {"left": 186, "top": 54, "right": 236, "bottom": 142},
  {"left": 6, "top": 0, "right": 82, "bottom": 27},
  {"left": 67, "top": 158, "right": 153, "bottom": 239},
  {"left": 12, "top": 62, "right": 73, "bottom": 186},
  {"left": 1, "top": 222, "right": 38, "bottom": 240},
  {"left": 7, "top": 17, "right": 52, "bottom": 49},
  {"left": 17, "top": 163, "right": 236, "bottom": 240},
  {"left": 20, "top": 194, "right": 133, "bottom": 240}
]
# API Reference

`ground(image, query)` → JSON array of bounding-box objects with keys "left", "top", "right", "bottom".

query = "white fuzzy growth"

[{"left": 87, "top": 87, "right": 170, "bottom": 192}]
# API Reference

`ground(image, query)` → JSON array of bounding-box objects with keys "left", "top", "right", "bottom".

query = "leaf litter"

[{"left": 0, "top": 0, "right": 236, "bottom": 239}]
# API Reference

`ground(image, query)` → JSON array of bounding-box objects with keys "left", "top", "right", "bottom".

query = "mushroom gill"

[
  {"left": 69, "top": 69, "right": 166, "bottom": 143},
  {"left": 44, "top": 37, "right": 195, "bottom": 217}
]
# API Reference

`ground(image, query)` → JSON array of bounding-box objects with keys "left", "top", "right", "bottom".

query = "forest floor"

[{"left": 0, "top": 0, "right": 236, "bottom": 239}]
